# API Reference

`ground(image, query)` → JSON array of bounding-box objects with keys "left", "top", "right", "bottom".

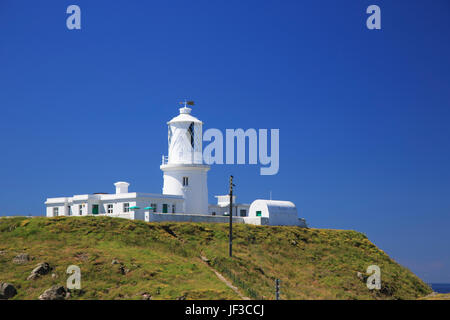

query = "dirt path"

[{"left": 200, "top": 256, "right": 250, "bottom": 300}]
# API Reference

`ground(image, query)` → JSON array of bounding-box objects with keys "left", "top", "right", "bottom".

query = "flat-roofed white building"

[
  {"left": 45, "top": 181, "right": 184, "bottom": 220},
  {"left": 208, "top": 195, "right": 250, "bottom": 217}
]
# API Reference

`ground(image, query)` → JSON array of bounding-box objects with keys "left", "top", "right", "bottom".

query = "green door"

[
  {"left": 92, "top": 205, "right": 99, "bottom": 215},
  {"left": 162, "top": 204, "right": 168, "bottom": 213}
]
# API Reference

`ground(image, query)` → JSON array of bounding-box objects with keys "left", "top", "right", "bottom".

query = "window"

[
  {"left": 182, "top": 176, "right": 189, "bottom": 186},
  {"left": 107, "top": 204, "right": 113, "bottom": 214},
  {"left": 256, "top": 211, "right": 262, "bottom": 217},
  {"left": 67, "top": 206, "right": 71, "bottom": 216},
  {"left": 187, "top": 122, "right": 194, "bottom": 148},
  {"left": 162, "top": 204, "right": 168, "bottom": 213},
  {"left": 53, "top": 207, "right": 59, "bottom": 216},
  {"left": 79, "top": 205, "right": 83, "bottom": 216},
  {"left": 240, "top": 209, "right": 247, "bottom": 217},
  {"left": 212, "top": 212, "right": 216, "bottom": 216},
  {"left": 123, "top": 203, "right": 130, "bottom": 213},
  {"left": 172, "top": 204, "right": 176, "bottom": 213},
  {"left": 151, "top": 203, "right": 157, "bottom": 213}
]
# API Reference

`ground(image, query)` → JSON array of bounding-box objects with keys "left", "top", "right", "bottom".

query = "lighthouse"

[
  {"left": 44, "top": 100, "right": 306, "bottom": 226},
  {"left": 160, "top": 102, "right": 210, "bottom": 214}
]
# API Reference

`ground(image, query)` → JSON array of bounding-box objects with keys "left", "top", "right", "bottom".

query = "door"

[
  {"left": 162, "top": 204, "right": 168, "bottom": 213},
  {"left": 92, "top": 205, "right": 99, "bottom": 215}
]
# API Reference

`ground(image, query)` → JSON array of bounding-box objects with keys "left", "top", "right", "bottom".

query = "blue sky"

[{"left": 1, "top": 0, "right": 449, "bottom": 283}]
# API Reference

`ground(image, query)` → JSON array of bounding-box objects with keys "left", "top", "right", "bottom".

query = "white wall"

[
  {"left": 162, "top": 166, "right": 209, "bottom": 214},
  {"left": 249, "top": 200, "right": 300, "bottom": 226},
  {"left": 208, "top": 204, "right": 250, "bottom": 216},
  {"left": 145, "top": 212, "right": 269, "bottom": 225}
]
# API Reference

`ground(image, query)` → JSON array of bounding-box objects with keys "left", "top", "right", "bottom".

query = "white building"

[
  {"left": 208, "top": 195, "right": 250, "bottom": 217},
  {"left": 45, "top": 181, "right": 184, "bottom": 219},
  {"left": 160, "top": 105, "right": 210, "bottom": 215},
  {"left": 248, "top": 200, "right": 306, "bottom": 226},
  {"left": 45, "top": 103, "right": 307, "bottom": 227}
]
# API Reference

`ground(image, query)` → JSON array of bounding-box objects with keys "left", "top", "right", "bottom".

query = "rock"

[
  {"left": 118, "top": 265, "right": 130, "bottom": 275},
  {"left": 176, "top": 295, "right": 186, "bottom": 300},
  {"left": 0, "top": 283, "right": 17, "bottom": 300},
  {"left": 27, "top": 262, "right": 52, "bottom": 280},
  {"left": 356, "top": 271, "right": 367, "bottom": 282},
  {"left": 111, "top": 259, "right": 121, "bottom": 265},
  {"left": 31, "top": 262, "right": 52, "bottom": 276},
  {"left": 27, "top": 273, "right": 40, "bottom": 281},
  {"left": 200, "top": 256, "right": 210, "bottom": 264},
  {"left": 52, "top": 273, "right": 58, "bottom": 279},
  {"left": 39, "top": 286, "right": 67, "bottom": 300},
  {"left": 141, "top": 292, "right": 152, "bottom": 300},
  {"left": 13, "top": 253, "right": 30, "bottom": 264}
]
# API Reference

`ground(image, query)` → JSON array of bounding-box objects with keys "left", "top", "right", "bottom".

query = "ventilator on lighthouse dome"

[{"left": 160, "top": 102, "right": 210, "bottom": 215}]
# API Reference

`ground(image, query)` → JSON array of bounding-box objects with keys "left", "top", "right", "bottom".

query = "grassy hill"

[{"left": 0, "top": 216, "right": 432, "bottom": 300}]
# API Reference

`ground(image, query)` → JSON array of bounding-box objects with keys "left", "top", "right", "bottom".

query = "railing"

[
  {"left": 161, "top": 154, "right": 205, "bottom": 165},
  {"left": 211, "top": 259, "right": 264, "bottom": 300}
]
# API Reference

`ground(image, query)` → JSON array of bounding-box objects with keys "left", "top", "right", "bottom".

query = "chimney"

[{"left": 114, "top": 182, "right": 130, "bottom": 194}]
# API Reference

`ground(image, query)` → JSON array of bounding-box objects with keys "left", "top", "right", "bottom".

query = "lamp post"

[{"left": 229, "top": 175, "right": 235, "bottom": 258}]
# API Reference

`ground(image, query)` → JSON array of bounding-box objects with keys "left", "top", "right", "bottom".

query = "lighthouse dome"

[{"left": 168, "top": 107, "right": 203, "bottom": 124}]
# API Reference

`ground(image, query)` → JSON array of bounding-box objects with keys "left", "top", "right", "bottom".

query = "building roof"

[
  {"left": 251, "top": 199, "right": 296, "bottom": 208},
  {"left": 45, "top": 192, "right": 184, "bottom": 204},
  {"left": 167, "top": 107, "right": 202, "bottom": 124}
]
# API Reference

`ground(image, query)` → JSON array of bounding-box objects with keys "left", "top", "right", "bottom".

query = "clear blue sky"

[{"left": 1, "top": 0, "right": 449, "bottom": 283}]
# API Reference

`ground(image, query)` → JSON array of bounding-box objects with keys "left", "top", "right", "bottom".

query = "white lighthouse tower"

[{"left": 160, "top": 102, "right": 210, "bottom": 214}]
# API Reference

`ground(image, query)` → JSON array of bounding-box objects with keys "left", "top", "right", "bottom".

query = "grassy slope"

[
  {"left": 420, "top": 293, "right": 450, "bottom": 300},
  {"left": 0, "top": 216, "right": 432, "bottom": 300}
]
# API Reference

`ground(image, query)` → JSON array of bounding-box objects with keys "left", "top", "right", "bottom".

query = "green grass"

[
  {"left": 0, "top": 216, "right": 432, "bottom": 300},
  {"left": 419, "top": 293, "right": 450, "bottom": 300}
]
